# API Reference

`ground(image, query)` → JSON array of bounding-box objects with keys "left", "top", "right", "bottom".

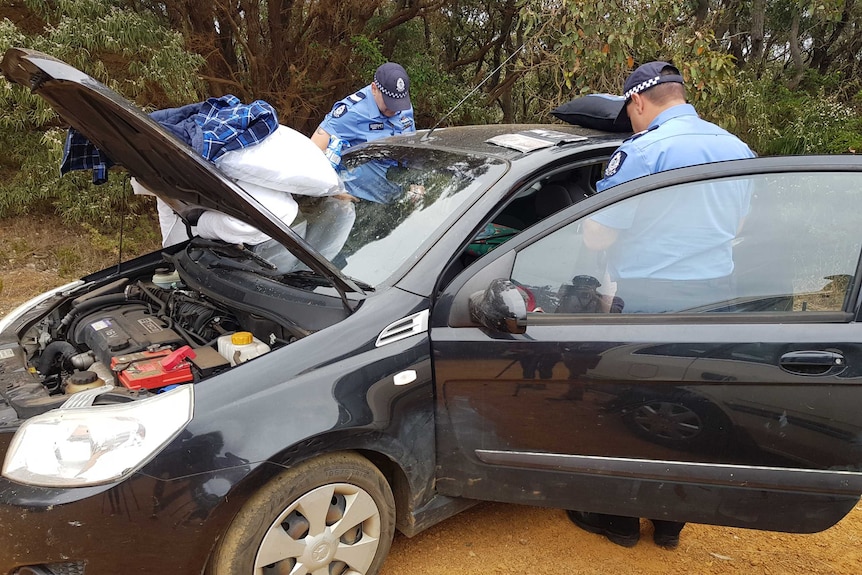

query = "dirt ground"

[
  {"left": 380, "top": 503, "right": 862, "bottom": 575},
  {"left": 1, "top": 215, "right": 860, "bottom": 574}
]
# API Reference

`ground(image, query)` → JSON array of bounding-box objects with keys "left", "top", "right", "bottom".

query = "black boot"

[
  {"left": 566, "top": 511, "right": 640, "bottom": 547},
  {"left": 651, "top": 520, "right": 685, "bottom": 549}
]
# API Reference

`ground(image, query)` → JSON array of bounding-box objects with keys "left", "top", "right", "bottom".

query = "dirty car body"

[{"left": 2, "top": 48, "right": 862, "bottom": 575}]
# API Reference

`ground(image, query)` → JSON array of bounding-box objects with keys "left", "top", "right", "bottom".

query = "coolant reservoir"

[
  {"left": 218, "top": 332, "right": 271, "bottom": 367},
  {"left": 66, "top": 370, "right": 105, "bottom": 394},
  {"left": 152, "top": 268, "right": 182, "bottom": 289}
]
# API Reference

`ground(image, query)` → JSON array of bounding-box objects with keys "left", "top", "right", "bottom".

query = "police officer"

[
  {"left": 311, "top": 62, "right": 415, "bottom": 153},
  {"left": 584, "top": 61, "right": 755, "bottom": 311},
  {"left": 297, "top": 63, "right": 416, "bottom": 260},
  {"left": 596, "top": 60, "right": 754, "bottom": 192},
  {"left": 569, "top": 61, "right": 756, "bottom": 549}
]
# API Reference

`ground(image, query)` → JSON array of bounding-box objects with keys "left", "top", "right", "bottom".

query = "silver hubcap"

[
  {"left": 254, "top": 483, "right": 382, "bottom": 575},
  {"left": 632, "top": 402, "right": 702, "bottom": 440}
]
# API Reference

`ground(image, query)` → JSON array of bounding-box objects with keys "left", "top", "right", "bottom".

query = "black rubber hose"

[
  {"left": 34, "top": 340, "right": 78, "bottom": 376},
  {"left": 58, "top": 294, "right": 129, "bottom": 331}
]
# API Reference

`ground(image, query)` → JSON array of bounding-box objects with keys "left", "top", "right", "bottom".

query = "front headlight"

[{"left": 2, "top": 384, "right": 194, "bottom": 487}]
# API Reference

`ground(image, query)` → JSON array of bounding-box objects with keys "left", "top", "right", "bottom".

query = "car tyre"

[{"left": 207, "top": 451, "right": 395, "bottom": 575}]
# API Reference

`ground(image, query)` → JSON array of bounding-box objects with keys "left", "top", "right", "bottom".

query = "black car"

[{"left": 1, "top": 48, "right": 862, "bottom": 575}]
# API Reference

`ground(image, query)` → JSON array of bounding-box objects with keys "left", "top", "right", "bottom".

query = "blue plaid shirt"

[
  {"left": 61, "top": 95, "right": 278, "bottom": 183},
  {"left": 60, "top": 130, "right": 114, "bottom": 184},
  {"left": 193, "top": 95, "right": 278, "bottom": 160}
]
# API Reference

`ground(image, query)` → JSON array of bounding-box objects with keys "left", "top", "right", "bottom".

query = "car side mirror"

[{"left": 468, "top": 278, "right": 527, "bottom": 334}]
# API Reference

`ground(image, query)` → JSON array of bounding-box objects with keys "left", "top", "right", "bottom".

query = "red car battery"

[{"left": 111, "top": 346, "right": 196, "bottom": 390}]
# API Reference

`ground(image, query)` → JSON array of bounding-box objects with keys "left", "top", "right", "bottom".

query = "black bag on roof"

[{"left": 551, "top": 93, "right": 632, "bottom": 133}]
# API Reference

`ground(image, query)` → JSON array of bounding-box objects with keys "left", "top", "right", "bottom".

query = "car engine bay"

[{"left": 0, "top": 241, "right": 352, "bottom": 420}]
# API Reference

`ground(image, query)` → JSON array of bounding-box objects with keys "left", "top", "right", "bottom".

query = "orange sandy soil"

[{"left": 381, "top": 502, "right": 861, "bottom": 574}]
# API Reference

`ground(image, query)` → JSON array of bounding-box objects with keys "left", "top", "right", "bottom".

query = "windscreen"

[{"left": 255, "top": 146, "right": 508, "bottom": 287}]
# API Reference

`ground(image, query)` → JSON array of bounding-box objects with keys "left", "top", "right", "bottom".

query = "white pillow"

[
  {"left": 215, "top": 125, "right": 341, "bottom": 197},
  {"left": 197, "top": 180, "right": 299, "bottom": 245},
  {"left": 196, "top": 212, "right": 271, "bottom": 246}
]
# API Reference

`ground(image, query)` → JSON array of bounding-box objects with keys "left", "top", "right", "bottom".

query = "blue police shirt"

[
  {"left": 590, "top": 104, "right": 756, "bottom": 282},
  {"left": 318, "top": 85, "right": 415, "bottom": 149},
  {"left": 596, "top": 103, "right": 754, "bottom": 192}
]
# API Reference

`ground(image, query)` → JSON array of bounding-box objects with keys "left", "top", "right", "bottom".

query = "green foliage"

[
  {"left": 722, "top": 73, "right": 862, "bottom": 156},
  {"left": 522, "top": 0, "right": 862, "bottom": 155},
  {"left": 0, "top": 0, "right": 204, "bottom": 229},
  {"left": 393, "top": 4, "right": 511, "bottom": 126},
  {"left": 520, "top": 0, "right": 740, "bottom": 125},
  {"left": 53, "top": 245, "right": 83, "bottom": 277},
  {"left": 14, "top": 0, "right": 204, "bottom": 104},
  {"left": 352, "top": 19, "right": 500, "bottom": 127},
  {"left": 79, "top": 213, "right": 162, "bottom": 260},
  {"left": 349, "top": 35, "right": 386, "bottom": 78},
  {"left": 404, "top": 56, "right": 502, "bottom": 127},
  {"left": 2, "top": 0, "right": 862, "bottom": 241}
]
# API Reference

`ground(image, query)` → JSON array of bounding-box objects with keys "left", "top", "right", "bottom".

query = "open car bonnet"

[{"left": 0, "top": 47, "right": 362, "bottom": 295}]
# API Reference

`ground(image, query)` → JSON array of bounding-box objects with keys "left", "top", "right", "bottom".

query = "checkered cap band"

[
  {"left": 624, "top": 75, "right": 662, "bottom": 100},
  {"left": 374, "top": 78, "right": 409, "bottom": 99}
]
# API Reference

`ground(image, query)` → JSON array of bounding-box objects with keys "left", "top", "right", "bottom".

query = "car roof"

[{"left": 357, "top": 124, "right": 627, "bottom": 161}]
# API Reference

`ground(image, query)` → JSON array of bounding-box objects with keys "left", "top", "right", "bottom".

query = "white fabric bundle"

[
  {"left": 196, "top": 180, "right": 298, "bottom": 245},
  {"left": 136, "top": 125, "right": 339, "bottom": 246},
  {"left": 215, "top": 125, "right": 341, "bottom": 197}
]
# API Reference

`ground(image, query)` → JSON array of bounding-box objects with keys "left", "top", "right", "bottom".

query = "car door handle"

[{"left": 779, "top": 350, "right": 845, "bottom": 375}]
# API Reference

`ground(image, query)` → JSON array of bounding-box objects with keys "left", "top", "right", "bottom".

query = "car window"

[
  {"left": 463, "top": 162, "right": 604, "bottom": 262},
  {"left": 511, "top": 172, "right": 862, "bottom": 314}
]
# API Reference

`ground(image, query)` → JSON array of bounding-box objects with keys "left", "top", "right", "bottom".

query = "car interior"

[
  {"left": 440, "top": 161, "right": 606, "bottom": 292},
  {"left": 492, "top": 163, "right": 604, "bottom": 231}
]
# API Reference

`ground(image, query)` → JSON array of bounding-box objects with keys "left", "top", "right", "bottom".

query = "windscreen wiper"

[{"left": 196, "top": 239, "right": 277, "bottom": 270}]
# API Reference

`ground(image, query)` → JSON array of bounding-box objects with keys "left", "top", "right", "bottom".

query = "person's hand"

[
  {"left": 406, "top": 184, "right": 425, "bottom": 201},
  {"left": 333, "top": 193, "right": 359, "bottom": 202}
]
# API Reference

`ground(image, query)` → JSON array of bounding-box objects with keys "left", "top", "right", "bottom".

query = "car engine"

[{"left": 1, "top": 263, "right": 295, "bottom": 418}]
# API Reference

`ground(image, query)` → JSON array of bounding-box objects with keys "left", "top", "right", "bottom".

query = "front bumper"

[{"left": 0, "top": 466, "right": 238, "bottom": 575}]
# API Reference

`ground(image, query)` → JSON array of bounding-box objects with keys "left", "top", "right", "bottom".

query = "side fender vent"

[{"left": 376, "top": 310, "right": 429, "bottom": 347}]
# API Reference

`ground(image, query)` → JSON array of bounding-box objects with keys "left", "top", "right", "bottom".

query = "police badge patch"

[
  {"left": 333, "top": 103, "right": 348, "bottom": 118},
  {"left": 369, "top": 122, "right": 384, "bottom": 130},
  {"left": 604, "top": 151, "right": 626, "bottom": 177}
]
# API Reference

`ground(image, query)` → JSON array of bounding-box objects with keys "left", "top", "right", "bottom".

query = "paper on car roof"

[{"left": 486, "top": 129, "right": 588, "bottom": 152}]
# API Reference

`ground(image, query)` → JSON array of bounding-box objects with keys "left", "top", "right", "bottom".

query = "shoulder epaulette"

[
  {"left": 347, "top": 91, "right": 367, "bottom": 103},
  {"left": 623, "top": 124, "right": 659, "bottom": 143}
]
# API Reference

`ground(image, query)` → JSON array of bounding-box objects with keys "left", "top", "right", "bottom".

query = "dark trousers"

[
  {"left": 613, "top": 275, "right": 735, "bottom": 313},
  {"left": 651, "top": 519, "right": 685, "bottom": 537}
]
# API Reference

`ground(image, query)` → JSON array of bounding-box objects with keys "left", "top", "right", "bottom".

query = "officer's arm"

[
  {"left": 311, "top": 126, "right": 331, "bottom": 151},
  {"left": 583, "top": 218, "right": 618, "bottom": 251}
]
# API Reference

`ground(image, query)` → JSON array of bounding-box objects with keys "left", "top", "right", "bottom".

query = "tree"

[
  {"left": 522, "top": 1, "right": 739, "bottom": 125},
  {"left": 0, "top": 0, "right": 205, "bottom": 225},
  {"left": 148, "top": 0, "right": 452, "bottom": 133},
  {"left": 1, "top": 0, "right": 860, "bottom": 231}
]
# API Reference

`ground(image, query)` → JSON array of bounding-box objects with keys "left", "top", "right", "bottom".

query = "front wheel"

[{"left": 208, "top": 452, "right": 396, "bottom": 575}]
